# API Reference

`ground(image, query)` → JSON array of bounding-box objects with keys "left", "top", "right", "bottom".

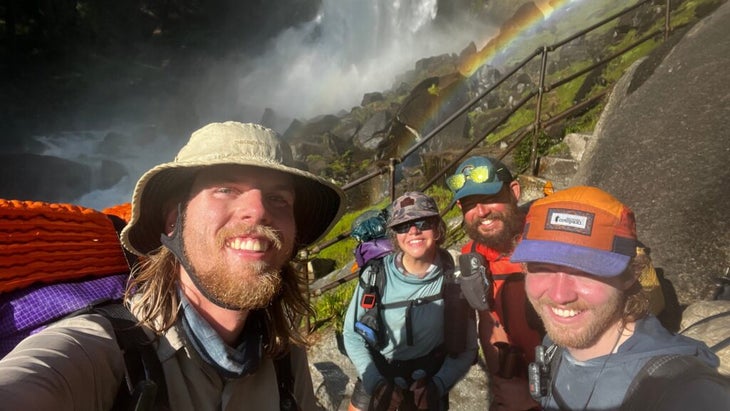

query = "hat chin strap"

[{"left": 160, "top": 207, "right": 242, "bottom": 311}]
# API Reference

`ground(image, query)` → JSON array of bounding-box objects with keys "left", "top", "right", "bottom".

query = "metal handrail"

[{"left": 306, "top": 0, "right": 675, "bottom": 297}]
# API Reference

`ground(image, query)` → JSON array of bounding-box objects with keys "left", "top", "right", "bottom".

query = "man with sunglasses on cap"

[
  {"left": 0, "top": 122, "right": 344, "bottom": 410},
  {"left": 447, "top": 156, "right": 543, "bottom": 411},
  {"left": 511, "top": 186, "right": 729, "bottom": 410}
]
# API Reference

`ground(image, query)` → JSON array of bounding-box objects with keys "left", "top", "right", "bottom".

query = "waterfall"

[
  {"left": 34, "top": 126, "right": 184, "bottom": 210},
  {"left": 232, "top": 0, "right": 489, "bottom": 129},
  {"left": 28, "top": 0, "right": 494, "bottom": 210}
]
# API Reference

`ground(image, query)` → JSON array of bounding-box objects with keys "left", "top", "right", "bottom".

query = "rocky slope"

[{"left": 0, "top": 0, "right": 660, "bottom": 210}]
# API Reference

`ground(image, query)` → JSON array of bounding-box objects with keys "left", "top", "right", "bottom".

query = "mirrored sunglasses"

[
  {"left": 392, "top": 219, "right": 437, "bottom": 234},
  {"left": 446, "top": 165, "right": 491, "bottom": 191}
]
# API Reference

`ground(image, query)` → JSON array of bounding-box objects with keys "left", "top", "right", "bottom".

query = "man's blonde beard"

[
  {"left": 184, "top": 223, "right": 291, "bottom": 310},
  {"left": 195, "top": 261, "right": 283, "bottom": 310},
  {"left": 532, "top": 290, "right": 625, "bottom": 350}
]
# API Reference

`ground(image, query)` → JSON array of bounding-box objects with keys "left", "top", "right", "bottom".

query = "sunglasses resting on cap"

[{"left": 446, "top": 166, "right": 492, "bottom": 191}]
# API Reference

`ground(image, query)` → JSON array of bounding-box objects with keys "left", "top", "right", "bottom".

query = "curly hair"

[
  {"left": 620, "top": 251, "right": 651, "bottom": 324},
  {"left": 125, "top": 247, "right": 313, "bottom": 357}
]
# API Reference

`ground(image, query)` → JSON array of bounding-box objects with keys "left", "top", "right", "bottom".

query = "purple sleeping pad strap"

[{"left": 0, "top": 274, "right": 128, "bottom": 357}]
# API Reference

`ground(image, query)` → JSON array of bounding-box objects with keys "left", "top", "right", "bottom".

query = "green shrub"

[
  {"left": 311, "top": 281, "right": 357, "bottom": 332},
  {"left": 513, "top": 130, "right": 561, "bottom": 172}
]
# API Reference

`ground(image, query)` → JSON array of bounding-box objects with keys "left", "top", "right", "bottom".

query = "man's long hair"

[
  {"left": 620, "top": 251, "right": 652, "bottom": 324},
  {"left": 124, "top": 246, "right": 312, "bottom": 357}
]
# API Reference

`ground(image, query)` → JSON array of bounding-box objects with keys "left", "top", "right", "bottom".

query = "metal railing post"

[
  {"left": 664, "top": 0, "right": 672, "bottom": 41},
  {"left": 299, "top": 249, "right": 311, "bottom": 331},
  {"left": 389, "top": 158, "right": 398, "bottom": 201},
  {"left": 530, "top": 46, "right": 550, "bottom": 175}
]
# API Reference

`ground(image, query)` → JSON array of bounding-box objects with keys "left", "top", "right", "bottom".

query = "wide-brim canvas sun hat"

[
  {"left": 121, "top": 121, "right": 344, "bottom": 256},
  {"left": 511, "top": 186, "right": 637, "bottom": 277}
]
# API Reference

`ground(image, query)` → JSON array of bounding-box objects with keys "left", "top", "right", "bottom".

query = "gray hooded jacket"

[{"left": 541, "top": 315, "right": 729, "bottom": 411}]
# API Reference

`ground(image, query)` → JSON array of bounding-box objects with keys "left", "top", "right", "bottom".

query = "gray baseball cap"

[{"left": 387, "top": 192, "right": 440, "bottom": 227}]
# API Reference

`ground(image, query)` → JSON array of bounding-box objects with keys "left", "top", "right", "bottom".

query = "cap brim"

[{"left": 511, "top": 239, "right": 630, "bottom": 277}]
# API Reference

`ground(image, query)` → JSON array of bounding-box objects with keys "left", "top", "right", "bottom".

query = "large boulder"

[
  {"left": 386, "top": 72, "right": 471, "bottom": 159},
  {"left": 98, "top": 159, "right": 128, "bottom": 190},
  {"left": 353, "top": 111, "right": 392, "bottom": 153}
]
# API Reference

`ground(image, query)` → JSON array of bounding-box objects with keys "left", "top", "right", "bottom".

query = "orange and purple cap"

[{"left": 511, "top": 186, "right": 637, "bottom": 277}]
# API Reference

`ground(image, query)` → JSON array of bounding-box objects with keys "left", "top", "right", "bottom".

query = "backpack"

[
  {"left": 0, "top": 200, "right": 134, "bottom": 355},
  {"left": 350, "top": 209, "right": 389, "bottom": 243},
  {"left": 0, "top": 199, "right": 299, "bottom": 411},
  {"left": 350, "top": 209, "right": 393, "bottom": 268},
  {"left": 467, "top": 241, "right": 545, "bottom": 347},
  {"left": 529, "top": 343, "right": 729, "bottom": 410},
  {"left": 0, "top": 200, "right": 167, "bottom": 410},
  {"left": 352, "top": 250, "right": 473, "bottom": 357}
]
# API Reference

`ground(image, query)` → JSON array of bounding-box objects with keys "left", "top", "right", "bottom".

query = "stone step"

[{"left": 537, "top": 156, "right": 580, "bottom": 190}]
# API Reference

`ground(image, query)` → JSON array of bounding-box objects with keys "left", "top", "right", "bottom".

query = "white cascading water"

[
  {"left": 34, "top": 0, "right": 494, "bottom": 210},
  {"left": 36, "top": 128, "right": 186, "bottom": 210},
  {"left": 231, "top": 0, "right": 494, "bottom": 127}
]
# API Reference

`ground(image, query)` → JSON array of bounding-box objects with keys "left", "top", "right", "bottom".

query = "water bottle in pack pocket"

[{"left": 458, "top": 252, "right": 492, "bottom": 311}]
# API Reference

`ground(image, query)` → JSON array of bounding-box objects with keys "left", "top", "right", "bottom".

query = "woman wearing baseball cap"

[{"left": 343, "top": 191, "right": 477, "bottom": 410}]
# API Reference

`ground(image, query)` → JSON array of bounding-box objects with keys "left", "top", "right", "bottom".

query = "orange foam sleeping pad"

[{"left": 0, "top": 199, "right": 132, "bottom": 294}]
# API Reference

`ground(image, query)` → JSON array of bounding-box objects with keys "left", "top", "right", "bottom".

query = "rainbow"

[
  {"left": 459, "top": 0, "right": 563, "bottom": 77},
  {"left": 398, "top": 0, "right": 637, "bottom": 141}
]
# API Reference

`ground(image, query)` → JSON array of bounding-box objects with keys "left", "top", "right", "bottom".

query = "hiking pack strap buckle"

[{"left": 361, "top": 293, "right": 377, "bottom": 309}]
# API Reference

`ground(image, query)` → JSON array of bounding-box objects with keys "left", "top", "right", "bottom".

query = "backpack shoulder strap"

[
  {"left": 274, "top": 352, "right": 301, "bottom": 411},
  {"left": 621, "top": 354, "right": 721, "bottom": 411},
  {"left": 358, "top": 257, "right": 386, "bottom": 293},
  {"left": 92, "top": 303, "right": 168, "bottom": 411},
  {"left": 546, "top": 345, "right": 569, "bottom": 410},
  {"left": 439, "top": 248, "right": 456, "bottom": 281}
]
